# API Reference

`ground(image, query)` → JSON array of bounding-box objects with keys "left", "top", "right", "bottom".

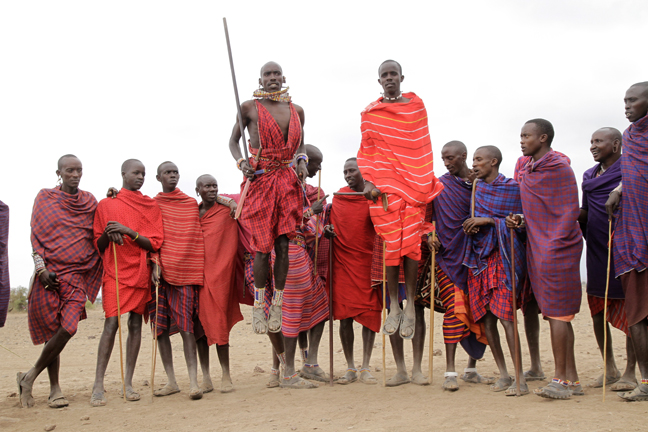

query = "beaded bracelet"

[
  {"left": 236, "top": 158, "right": 246, "bottom": 170},
  {"left": 216, "top": 195, "right": 234, "bottom": 206},
  {"left": 32, "top": 252, "right": 46, "bottom": 273},
  {"left": 132, "top": 232, "right": 139, "bottom": 241},
  {"left": 295, "top": 153, "right": 309, "bottom": 164}
]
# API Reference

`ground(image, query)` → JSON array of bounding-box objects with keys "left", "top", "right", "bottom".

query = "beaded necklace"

[
  {"left": 382, "top": 92, "right": 402, "bottom": 101},
  {"left": 253, "top": 87, "right": 291, "bottom": 102}
]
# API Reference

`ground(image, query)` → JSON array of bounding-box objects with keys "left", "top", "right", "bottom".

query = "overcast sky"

[{"left": 1, "top": 0, "right": 647, "bottom": 287}]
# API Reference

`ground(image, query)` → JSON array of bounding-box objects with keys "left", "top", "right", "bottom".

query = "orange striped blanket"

[
  {"left": 357, "top": 92, "right": 443, "bottom": 265},
  {"left": 154, "top": 188, "right": 205, "bottom": 286}
]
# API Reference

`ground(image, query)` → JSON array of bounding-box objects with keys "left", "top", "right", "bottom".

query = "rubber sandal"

[
  {"left": 382, "top": 311, "right": 402, "bottom": 336},
  {"left": 90, "top": 392, "right": 107, "bottom": 407},
  {"left": 359, "top": 369, "right": 378, "bottom": 385},
  {"left": 252, "top": 307, "right": 268, "bottom": 335},
  {"left": 399, "top": 314, "right": 416, "bottom": 340},
  {"left": 534, "top": 380, "right": 572, "bottom": 400},
  {"left": 618, "top": 384, "right": 648, "bottom": 402},
  {"left": 47, "top": 396, "right": 69, "bottom": 408},
  {"left": 336, "top": 368, "right": 358, "bottom": 385},
  {"left": 523, "top": 370, "right": 546, "bottom": 381},
  {"left": 443, "top": 372, "right": 459, "bottom": 392},
  {"left": 610, "top": 379, "right": 637, "bottom": 392},
  {"left": 490, "top": 377, "right": 513, "bottom": 392},
  {"left": 267, "top": 305, "right": 282, "bottom": 333},
  {"left": 504, "top": 380, "right": 529, "bottom": 396},
  {"left": 300, "top": 364, "right": 330, "bottom": 382},
  {"left": 280, "top": 372, "right": 318, "bottom": 389}
]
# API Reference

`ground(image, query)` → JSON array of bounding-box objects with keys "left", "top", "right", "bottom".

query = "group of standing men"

[{"left": 10, "top": 58, "right": 648, "bottom": 408}]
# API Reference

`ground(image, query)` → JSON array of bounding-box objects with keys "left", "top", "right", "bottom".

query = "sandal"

[
  {"left": 252, "top": 307, "right": 268, "bottom": 335},
  {"left": 16, "top": 372, "right": 34, "bottom": 408},
  {"left": 523, "top": 370, "right": 546, "bottom": 381},
  {"left": 280, "top": 372, "right": 318, "bottom": 389},
  {"left": 382, "top": 311, "right": 402, "bottom": 336},
  {"left": 399, "top": 313, "right": 416, "bottom": 340},
  {"left": 300, "top": 364, "right": 330, "bottom": 382},
  {"left": 618, "top": 384, "right": 648, "bottom": 402},
  {"left": 154, "top": 383, "right": 179, "bottom": 397},
  {"left": 47, "top": 396, "right": 69, "bottom": 408},
  {"left": 610, "top": 379, "right": 637, "bottom": 392},
  {"left": 359, "top": 368, "right": 378, "bottom": 385},
  {"left": 266, "top": 368, "right": 280, "bottom": 388},
  {"left": 587, "top": 372, "right": 620, "bottom": 388},
  {"left": 567, "top": 380, "right": 584, "bottom": 396},
  {"left": 90, "top": 392, "right": 107, "bottom": 407},
  {"left": 267, "top": 305, "right": 282, "bottom": 333},
  {"left": 442, "top": 372, "right": 459, "bottom": 392},
  {"left": 336, "top": 368, "right": 358, "bottom": 385},
  {"left": 504, "top": 380, "right": 529, "bottom": 396},
  {"left": 490, "top": 377, "right": 513, "bottom": 392},
  {"left": 461, "top": 368, "right": 496, "bottom": 384},
  {"left": 534, "top": 379, "right": 572, "bottom": 399}
]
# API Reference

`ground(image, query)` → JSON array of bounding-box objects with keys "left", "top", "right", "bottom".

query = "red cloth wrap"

[
  {"left": 93, "top": 188, "right": 164, "bottom": 317},
  {"left": 28, "top": 187, "right": 102, "bottom": 344},
  {"left": 239, "top": 101, "right": 302, "bottom": 253},
  {"left": 328, "top": 187, "right": 381, "bottom": 333},
  {"left": 357, "top": 93, "right": 443, "bottom": 265},
  {"left": 199, "top": 202, "right": 244, "bottom": 345},
  {"left": 153, "top": 188, "right": 204, "bottom": 286},
  {"left": 305, "top": 183, "right": 329, "bottom": 283}
]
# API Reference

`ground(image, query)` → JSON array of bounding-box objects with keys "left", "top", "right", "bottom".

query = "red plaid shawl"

[
  {"left": 94, "top": 189, "right": 164, "bottom": 316},
  {"left": 357, "top": 92, "right": 443, "bottom": 206},
  {"left": 329, "top": 187, "right": 381, "bottom": 332},
  {"left": 614, "top": 114, "right": 648, "bottom": 277},
  {"left": 462, "top": 174, "right": 526, "bottom": 296},
  {"left": 199, "top": 201, "right": 244, "bottom": 345},
  {"left": 518, "top": 150, "right": 583, "bottom": 318},
  {"left": 0, "top": 200, "right": 9, "bottom": 327},
  {"left": 238, "top": 101, "right": 302, "bottom": 253},
  {"left": 31, "top": 187, "right": 102, "bottom": 302},
  {"left": 153, "top": 188, "right": 204, "bottom": 286}
]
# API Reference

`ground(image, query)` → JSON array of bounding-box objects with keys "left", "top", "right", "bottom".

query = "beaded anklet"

[{"left": 283, "top": 372, "right": 300, "bottom": 381}]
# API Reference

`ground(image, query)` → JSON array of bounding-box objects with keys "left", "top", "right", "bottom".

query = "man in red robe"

[
  {"left": 196, "top": 174, "right": 244, "bottom": 394},
  {"left": 228, "top": 61, "right": 308, "bottom": 381},
  {"left": 149, "top": 162, "right": 205, "bottom": 400},
  {"left": 357, "top": 60, "right": 442, "bottom": 385},
  {"left": 327, "top": 158, "right": 381, "bottom": 385},
  {"left": 18, "top": 155, "right": 101, "bottom": 409},
  {"left": 91, "top": 159, "right": 164, "bottom": 406}
]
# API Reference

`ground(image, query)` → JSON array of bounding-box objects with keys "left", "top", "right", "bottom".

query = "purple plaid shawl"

[
  {"left": 462, "top": 174, "right": 526, "bottom": 295},
  {"left": 432, "top": 173, "right": 472, "bottom": 293},
  {"left": 518, "top": 150, "right": 583, "bottom": 317},
  {"left": 582, "top": 159, "right": 624, "bottom": 298},
  {"left": 614, "top": 114, "right": 648, "bottom": 277},
  {"left": 0, "top": 200, "right": 9, "bottom": 327},
  {"left": 31, "top": 187, "right": 102, "bottom": 302}
]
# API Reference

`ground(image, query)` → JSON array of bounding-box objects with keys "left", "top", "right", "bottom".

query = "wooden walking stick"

[
  {"left": 428, "top": 222, "right": 436, "bottom": 384},
  {"left": 328, "top": 236, "right": 334, "bottom": 386},
  {"left": 602, "top": 218, "right": 613, "bottom": 402},
  {"left": 150, "top": 263, "right": 160, "bottom": 399},
  {"left": 223, "top": 18, "right": 251, "bottom": 220},
  {"left": 471, "top": 180, "right": 477, "bottom": 218},
  {"left": 112, "top": 242, "right": 127, "bottom": 402},
  {"left": 314, "top": 169, "right": 322, "bottom": 275},
  {"left": 382, "top": 240, "right": 387, "bottom": 387},
  {"left": 510, "top": 227, "right": 521, "bottom": 397}
]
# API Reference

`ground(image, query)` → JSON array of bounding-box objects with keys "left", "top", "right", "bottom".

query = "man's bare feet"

[
  {"left": 461, "top": 371, "right": 496, "bottom": 384},
  {"left": 16, "top": 372, "right": 34, "bottom": 408},
  {"left": 300, "top": 364, "right": 329, "bottom": 382},
  {"left": 411, "top": 371, "right": 430, "bottom": 386},
  {"left": 280, "top": 372, "right": 318, "bottom": 389},
  {"left": 252, "top": 308, "right": 268, "bottom": 334},
  {"left": 154, "top": 383, "right": 180, "bottom": 397},
  {"left": 221, "top": 376, "right": 234, "bottom": 393},
  {"left": 201, "top": 377, "right": 214, "bottom": 393},
  {"left": 267, "top": 305, "right": 282, "bottom": 333},
  {"left": 90, "top": 392, "right": 107, "bottom": 407},
  {"left": 490, "top": 377, "right": 512, "bottom": 392},
  {"left": 336, "top": 368, "right": 357, "bottom": 385},
  {"left": 382, "top": 310, "right": 402, "bottom": 336},
  {"left": 266, "top": 369, "right": 280, "bottom": 388},
  {"left": 189, "top": 386, "right": 203, "bottom": 400},
  {"left": 359, "top": 369, "right": 377, "bottom": 385},
  {"left": 385, "top": 371, "right": 410, "bottom": 387},
  {"left": 442, "top": 373, "right": 459, "bottom": 391}
]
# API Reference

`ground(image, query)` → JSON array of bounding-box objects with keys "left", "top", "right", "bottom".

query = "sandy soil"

[{"left": 1, "top": 293, "right": 647, "bottom": 432}]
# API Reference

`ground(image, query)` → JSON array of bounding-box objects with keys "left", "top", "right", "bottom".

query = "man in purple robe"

[
  {"left": 607, "top": 81, "right": 648, "bottom": 401},
  {"left": 579, "top": 127, "right": 636, "bottom": 392}
]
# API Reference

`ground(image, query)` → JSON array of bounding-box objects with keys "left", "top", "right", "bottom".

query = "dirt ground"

[{"left": 1, "top": 293, "right": 647, "bottom": 432}]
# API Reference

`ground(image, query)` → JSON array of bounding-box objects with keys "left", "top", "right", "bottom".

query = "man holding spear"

[{"left": 91, "top": 159, "right": 164, "bottom": 406}]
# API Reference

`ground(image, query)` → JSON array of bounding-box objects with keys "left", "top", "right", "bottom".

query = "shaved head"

[
  {"left": 595, "top": 127, "right": 623, "bottom": 144},
  {"left": 121, "top": 158, "right": 143, "bottom": 173},
  {"left": 630, "top": 81, "right": 648, "bottom": 97},
  {"left": 157, "top": 161, "right": 177, "bottom": 175},
  {"left": 57, "top": 154, "right": 79, "bottom": 170},
  {"left": 475, "top": 145, "right": 503, "bottom": 167},
  {"left": 378, "top": 59, "right": 402, "bottom": 75},
  {"left": 196, "top": 174, "right": 216, "bottom": 188},
  {"left": 305, "top": 144, "right": 322, "bottom": 160},
  {"left": 442, "top": 140, "right": 467, "bottom": 155},
  {"left": 260, "top": 61, "right": 282, "bottom": 77}
]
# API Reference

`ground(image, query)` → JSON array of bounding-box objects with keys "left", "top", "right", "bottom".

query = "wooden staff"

[
  {"left": 510, "top": 228, "right": 521, "bottom": 397},
  {"left": 602, "top": 218, "right": 612, "bottom": 402},
  {"left": 428, "top": 222, "right": 436, "bottom": 384},
  {"left": 328, "top": 236, "right": 334, "bottom": 386},
  {"left": 471, "top": 180, "right": 477, "bottom": 218},
  {"left": 150, "top": 264, "right": 160, "bottom": 399},
  {"left": 314, "top": 169, "right": 322, "bottom": 275},
  {"left": 223, "top": 18, "right": 251, "bottom": 220},
  {"left": 382, "top": 241, "right": 387, "bottom": 387},
  {"left": 113, "top": 243, "right": 126, "bottom": 402}
]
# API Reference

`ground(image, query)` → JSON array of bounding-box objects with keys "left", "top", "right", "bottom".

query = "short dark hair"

[
  {"left": 476, "top": 145, "right": 503, "bottom": 168},
  {"left": 525, "top": 118, "right": 555, "bottom": 146},
  {"left": 378, "top": 59, "right": 402, "bottom": 75},
  {"left": 157, "top": 161, "right": 176, "bottom": 175},
  {"left": 121, "top": 158, "right": 143, "bottom": 173},
  {"left": 57, "top": 154, "right": 79, "bottom": 170},
  {"left": 598, "top": 127, "right": 623, "bottom": 144},
  {"left": 345, "top": 157, "right": 357, "bottom": 163}
]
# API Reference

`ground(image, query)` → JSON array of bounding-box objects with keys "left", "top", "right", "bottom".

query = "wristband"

[
  {"left": 132, "top": 232, "right": 139, "bottom": 241},
  {"left": 237, "top": 158, "right": 246, "bottom": 170}
]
